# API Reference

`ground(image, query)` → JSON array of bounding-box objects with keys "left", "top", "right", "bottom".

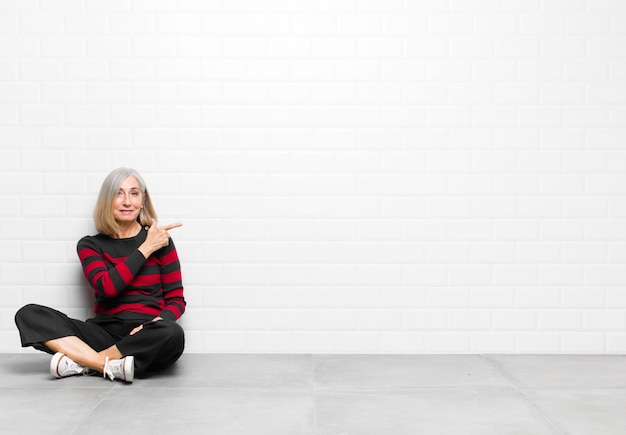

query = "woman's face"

[{"left": 113, "top": 176, "right": 144, "bottom": 225}]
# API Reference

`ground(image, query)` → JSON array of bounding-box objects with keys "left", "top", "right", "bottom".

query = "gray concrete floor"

[{"left": 2, "top": 353, "right": 626, "bottom": 434}]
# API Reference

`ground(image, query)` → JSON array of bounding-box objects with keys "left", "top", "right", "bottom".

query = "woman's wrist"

[{"left": 137, "top": 243, "right": 153, "bottom": 259}]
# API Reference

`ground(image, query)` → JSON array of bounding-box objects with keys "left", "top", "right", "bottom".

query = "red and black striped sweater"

[{"left": 77, "top": 226, "right": 186, "bottom": 321}]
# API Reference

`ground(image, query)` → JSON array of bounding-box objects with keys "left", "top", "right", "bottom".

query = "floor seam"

[
  {"left": 69, "top": 383, "right": 117, "bottom": 435},
  {"left": 483, "top": 355, "right": 570, "bottom": 435}
]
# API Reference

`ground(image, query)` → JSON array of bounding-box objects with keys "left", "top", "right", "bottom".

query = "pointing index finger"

[{"left": 162, "top": 222, "right": 183, "bottom": 231}]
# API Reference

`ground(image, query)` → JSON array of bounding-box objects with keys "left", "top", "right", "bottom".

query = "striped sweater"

[{"left": 77, "top": 226, "right": 186, "bottom": 321}]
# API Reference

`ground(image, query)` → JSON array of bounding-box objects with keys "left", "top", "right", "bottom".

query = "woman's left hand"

[{"left": 129, "top": 317, "right": 164, "bottom": 335}]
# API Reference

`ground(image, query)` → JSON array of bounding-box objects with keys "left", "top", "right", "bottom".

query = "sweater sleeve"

[
  {"left": 77, "top": 236, "right": 148, "bottom": 299},
  {"left": 157, "top": 238, "right": 186, "bottom": 321}
]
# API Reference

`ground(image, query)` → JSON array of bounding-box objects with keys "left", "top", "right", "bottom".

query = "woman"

[{"left": 15, "top": 168, "right": 186, "bottom": 383}]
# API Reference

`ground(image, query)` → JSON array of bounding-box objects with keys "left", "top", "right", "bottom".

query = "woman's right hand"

[{"left": 138, "top": 219, "right": 182, "bottom": 258}]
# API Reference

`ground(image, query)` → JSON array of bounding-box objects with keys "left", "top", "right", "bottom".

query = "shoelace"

[{"left": 58, "top": 356, "right": 85, "bottom": 377}]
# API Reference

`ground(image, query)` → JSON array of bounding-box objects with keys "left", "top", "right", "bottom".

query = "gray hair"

[{"left": 93, "top": 167, "right": 157, "bottom": 237}]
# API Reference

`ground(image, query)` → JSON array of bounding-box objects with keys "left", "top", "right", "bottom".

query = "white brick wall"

[{"left": 1, "top": 0, "right": 625, "bottom": 354}]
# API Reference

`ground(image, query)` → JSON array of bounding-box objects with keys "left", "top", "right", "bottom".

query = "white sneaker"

[
  {"left": 103, "top": 356, "right": 134, "bottom": 383},
  {"left": 50, "top": 352, "right": 88, "bottom": 379}
]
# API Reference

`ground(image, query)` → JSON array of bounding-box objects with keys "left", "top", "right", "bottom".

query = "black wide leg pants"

[{"left": 15, "top": 304, "right": 185, "bottom": 377}]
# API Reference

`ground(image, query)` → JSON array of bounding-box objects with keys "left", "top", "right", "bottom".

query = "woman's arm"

[
  {"left": 78, "top": 238, "right": 148, "bottom": 299},
  {"left": 157, "top": 240, "right": 186, "bottom": 320}
]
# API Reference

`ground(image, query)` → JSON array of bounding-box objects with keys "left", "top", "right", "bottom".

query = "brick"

[
  {"left": 494, "top": 83, "right": 539, "bottom": 104},
  {"left": 383, "top": 14, "right": 427, "bottom": 35},
  {"left": 540, "top": 220, "right": 584, "bottom": 241},
  {"left": 381, "top": 197, "right": 427, "bottom": 218},
  {"left": 450, "top": 220, "right": 493, "bottom": 241},
  {"left": 471, "top": 287, "right": 515, "bottom": 308},
  {"left": 563, "top": 198, "right": 608, "bottom": 218},
  {"left": 451, "top": 37, "right": 494, "bottom": 58},
  {"left": 131, "top": 36, "right": 176, "bottom": 57},
  {"left": 270, "top": 309, "right": 314, "bottom": 330},
  {"left": 65, "top": 59, "right": 109, "bottom": 80},
  {"left": 336, "top": 59, "right": 381, "bottom": 81},
  {"left": 518, "top": 198, "right": 562, "bottom": 218},
  {"left": 338, "top": 14, "right": 381, "bottom": 35},
  {"left": 516, "top": 333, "right": 561, "bottom": 353},
  {"left": 521, "top": 14, "right": 564, "bottom": 34},
  {"left": 156, "top": 59, "right": 201, "bottom": 80},
  {"left": 0, "top": 36, "right": 39, "bottom": 56},
  {"left": 428, "top": 106, "right": 471, "bottom": 127},
  {"left": 609, "top": 199, "right": 626, "bottom": 218},
  {"left": 448, "top": 265, "right": 492, "bottom": 285},
  {"left": 428, "top": 197, "right": 472, "bottom": 218},
  {"left": 472, "top": 197, "right": 517, "bottom": 218},
  {"left": 406, "top": 36, "right": 448, "bottom": 57},
  {"left": 358, "top": 0, "right": 402, "bottom": 11},
  {"left": 380, "top": 332, "right": 425, "bottom": 353},
  {"left": 424, "top": 286, "right": 470, "bottom": 309},
  {"left": 404, "top": 265, "right": 447, "bottom": 285},
  {"left": 405, "top": 129, "right": 449, "bottom": 149},
  {"left": 588, "top": 129, "right": 626, "bottom": 149},
  {"left": 21, "top": 105, "right": 64, "bottom": 126},
  {"left": 19, "top": 13, "right": 64, "bottom": 34},
  {"left": 565, "top": 13, "right": 611, "bottom": 35},
  {"left": 495, "top": 37, "right": 540, "bottom": 58},
  {"left": 494, "top": 265, "right": 537, "bottom": 286},
  {"left": 425, "top": 333, "right": 471, "bottom": 352},
  {"left": 471, "top": 242, "right": 516, "bottom": 264},
  {"left": 87, "top": 83, "right": 130, "bottom": 103},
  {"left": 474, "top": 13, "right": 518, "bottom": 35},
  {"left": 473, "top": 106, "right": 518, "bottom": 128},
  {"left": 0, "top": 14, "right": 17, "bottom": 34},
  {"left": 539, "top": 310, "right": 582, "bottom": 331},
  {"left": 562, "top": 287, "right": 606, "bottom": 308},
  {"left": 586, "top": 265, "right": 626, "bottom": 286},
  {"left": 541, "top": 128, "right": 585, "bottom": 150},
  {"left": 517, "top": 287, "right": 561, "bottom": 308},
  {"left": 108, "top": 12, "right": 155, "bottom": 34},
  {"left": 428, "top": 60, "right": 472, "bottom": 81},
  {"left": 540, "top": 174, "right": 585, "bottom": 195},
  {"left": 449, "top": 310, "right": 491, "bottom": 330},
  {"left": 0, "top": 83, "right": 38, "bottom": 103},
  {"left": 0, "top": 105, "right": 17, "bottom": 126},
  {"left": 562, "top": 333, "right": 605, "bottom": 353},
  {"left": 495, "top": 175, "right": 539, "bottom": 195},
  {"left": 472, "top": 333, "right": 516, "bottom": 353},
  {"left": 156, "top": 13, "right": 201, "bottom": 34},
  {"left": 403, "top": 310, "right": 447, "bottom": 330},
  {"left": 334, "top": 332, "right": 381, "bottom": 353},
  {"left": 87, "top": 128, "right": 132, "bottom": 151},
  {"left": 66, "top": 106, "right": 110, "bottom": 127},
  {"left": 406, "top": 220, "right": 448, "bottom": 241},
  {"left": 564, "top": 107, "right": 609, "bottom": 128},
  {"left": 539, "top": 265, "right": 584, "bottom": 285},
  {"left": 65, "top": 13, "right": 107, "bottom": 34}
]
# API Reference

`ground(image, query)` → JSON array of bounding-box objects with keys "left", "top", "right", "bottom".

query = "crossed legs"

[
  {"left": 16, "top": 304, "right": 184, "bottom": 378},
  {"left": 44, "top": 336, "right": 122, "bottom": 374}
]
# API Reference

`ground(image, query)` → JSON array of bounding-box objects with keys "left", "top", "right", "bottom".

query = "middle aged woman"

[{"left": 15, "top": 167, "right": 186, "bottom": 382}]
